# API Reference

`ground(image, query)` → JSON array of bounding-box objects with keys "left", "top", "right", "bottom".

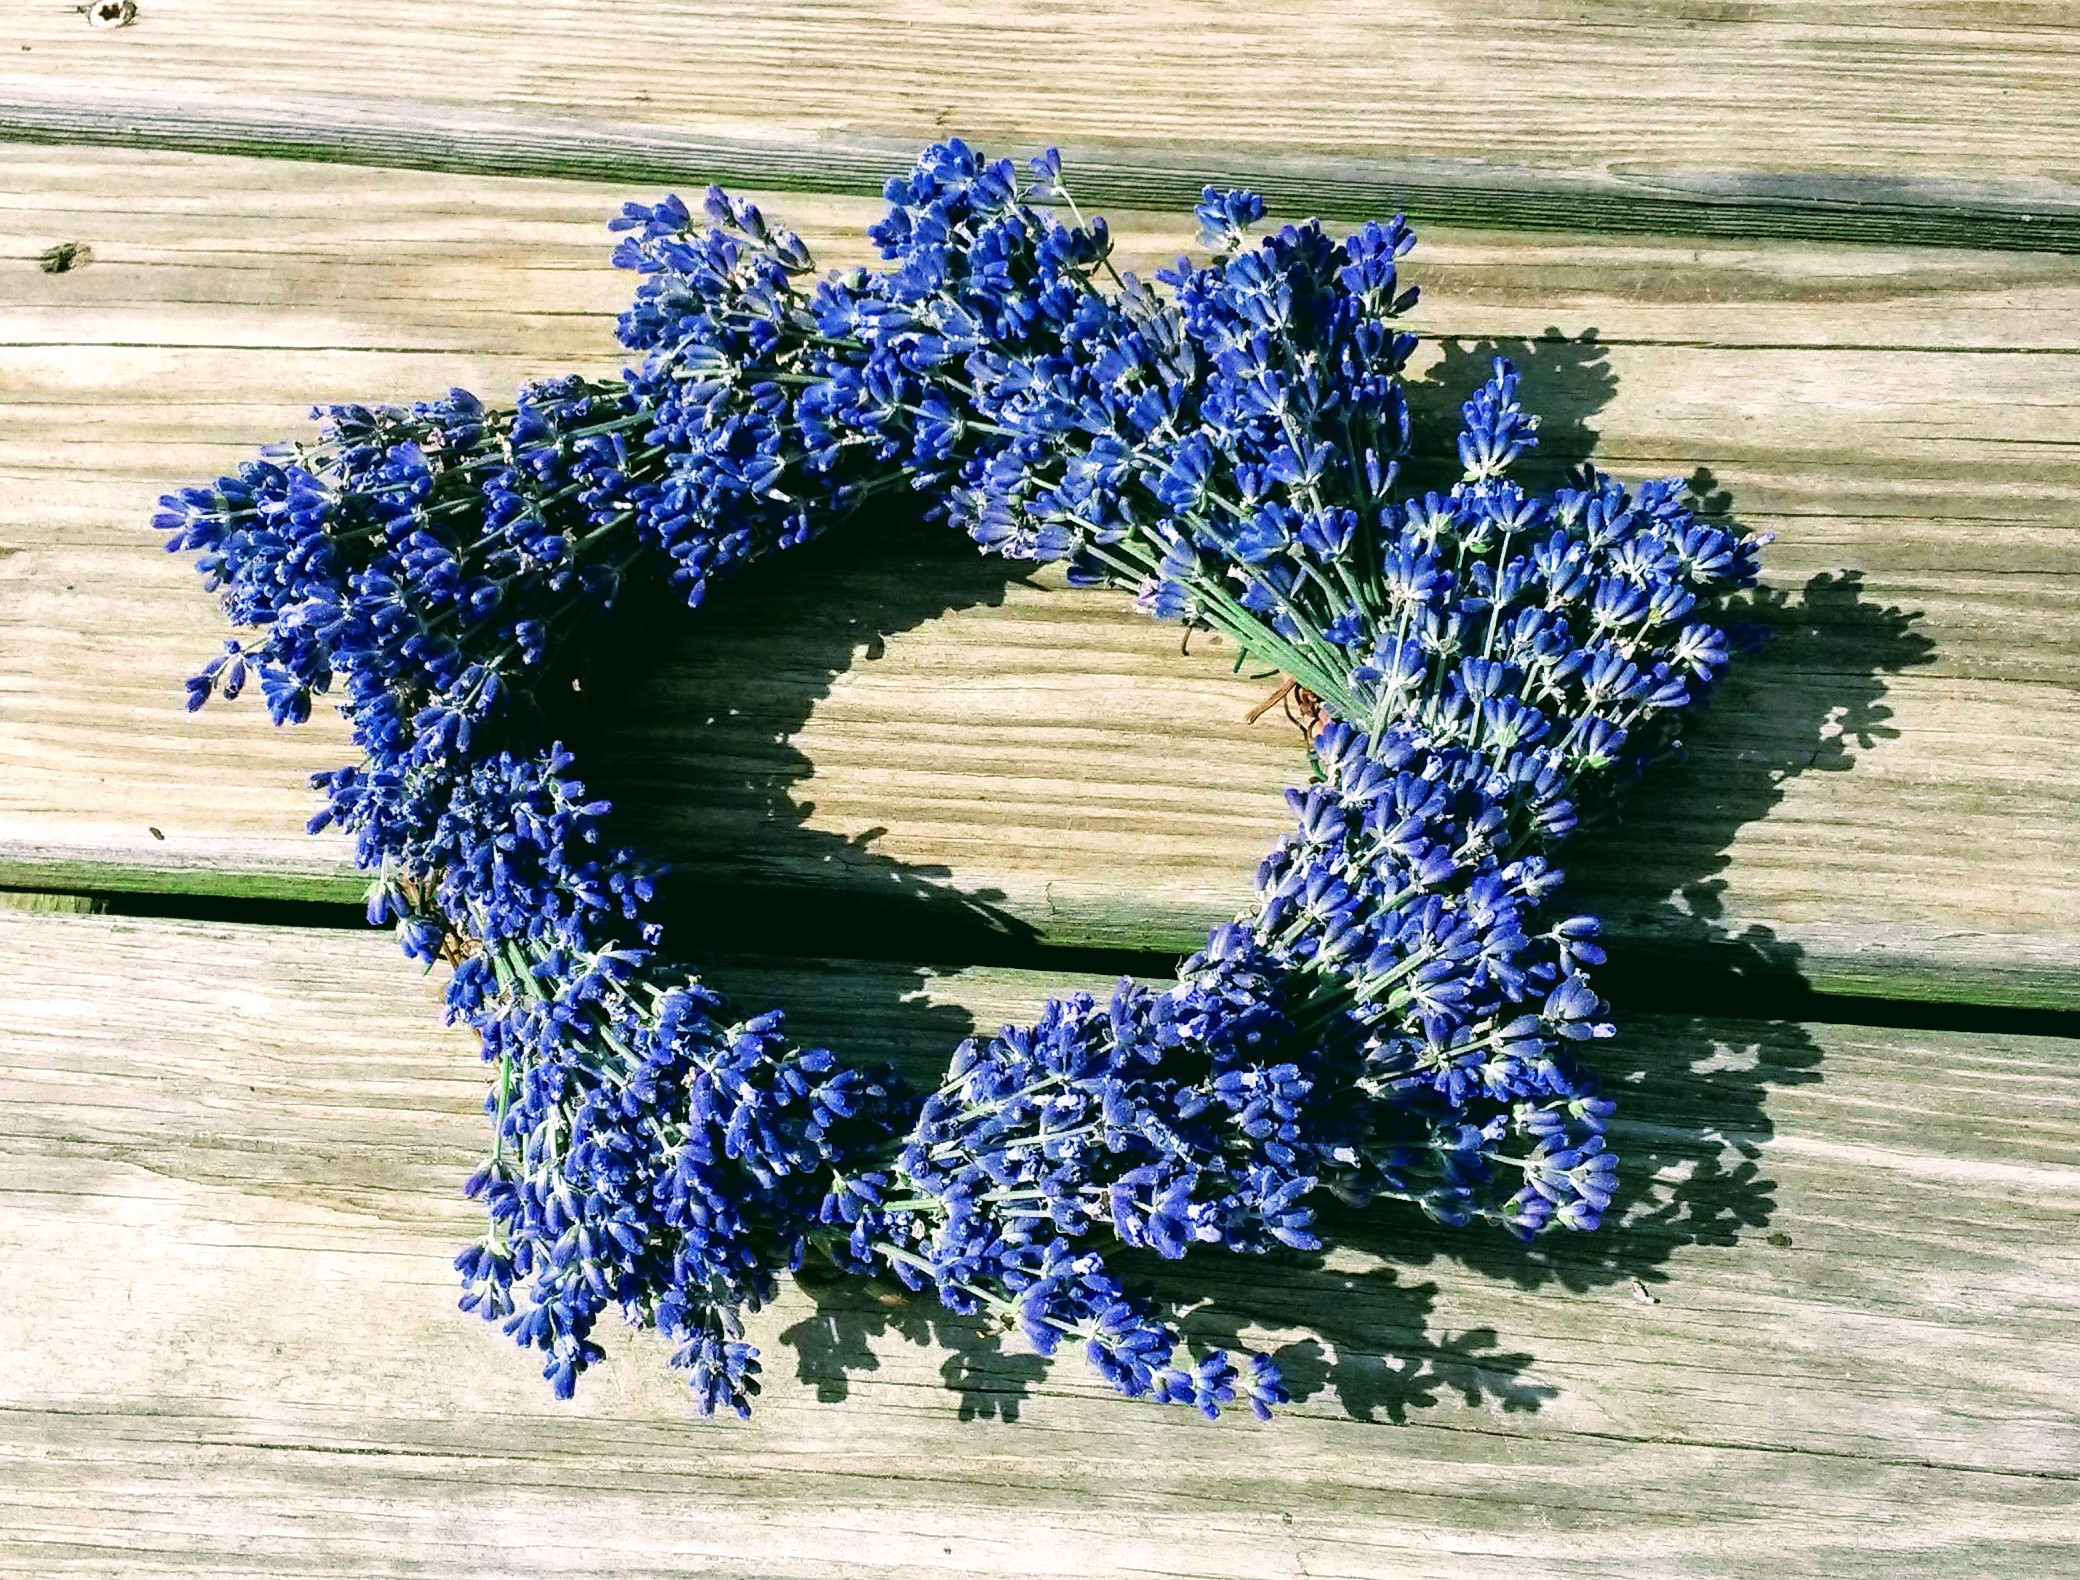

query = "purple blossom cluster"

[{"left": 161, "top": 140, "right": 1762, "bottom": 1421}]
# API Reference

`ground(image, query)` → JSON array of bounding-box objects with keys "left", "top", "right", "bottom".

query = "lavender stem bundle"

[{"left": 161, "top": 141, "right": 1762, "bottom": 1419}]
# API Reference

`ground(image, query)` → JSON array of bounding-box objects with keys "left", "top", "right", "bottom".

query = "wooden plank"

[
  {"left": 7, "top": 92, "right": 2080, "bottom": 257},
  {"left": 2, "top": 906, "right": 2077, "bottom": 1578},
  {"left": 2, "top": 149, "right": 2078, "bottom": 1007},
  {"left": 8, "top": 2, "right": 2080, "bottom": 248}
]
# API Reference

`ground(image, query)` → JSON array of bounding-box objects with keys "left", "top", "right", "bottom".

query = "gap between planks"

[
  {"left": 9, "top": 0, "right": 2080, "bottom": 249},
  {"left": 5, "top": 89, "right": 2080, "bottom": 253}
]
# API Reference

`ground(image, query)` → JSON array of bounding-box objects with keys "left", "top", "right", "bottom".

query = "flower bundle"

[{"left": 161, "top": 141, "right": 1762, "bottom": 1420}]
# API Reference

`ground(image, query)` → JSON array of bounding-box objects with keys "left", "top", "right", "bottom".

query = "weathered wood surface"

[
  {"left": 8, "top": 4, "right": 2080, "bottom": 248},
  {"left": 3, "top": 149, "right": 2077, "bottom": 1005},
  {"left": 5, "top": 4, "right": 2080, "bottom": 1567},
  {"left": 2, "top": 907, "right": 2076, "bottom": 1578}
]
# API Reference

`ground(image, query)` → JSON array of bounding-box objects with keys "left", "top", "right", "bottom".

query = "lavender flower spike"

[{"left": 162, "top": 141, "right": 1762, "bottom": 1418}]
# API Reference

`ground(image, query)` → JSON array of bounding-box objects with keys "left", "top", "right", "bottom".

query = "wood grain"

[
  {"left": 7, "top": 91, "right": 2080, "bottom": 256},
  {"left": 4, "top": 3, "right": 2074, "bottom": 1568},
  {"left": 8, "top": 0, "right": 2080, "bottom": 247},
  {"left": 3, "top": 907, "right": 2077, "bottom": 1579},
  {"left": 2, "top": 149, "right": 2076, "bottom": 1005}
]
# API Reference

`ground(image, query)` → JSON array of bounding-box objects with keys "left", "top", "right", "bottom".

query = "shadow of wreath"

[{"left": 566, "top": 326, "right": 1933, "bottom": 1424}]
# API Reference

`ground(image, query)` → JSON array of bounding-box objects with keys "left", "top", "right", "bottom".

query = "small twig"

[
  {"left": 1245, "top": 677, "right": 1298, "bottom": 725},
  {"left": 1284, "top": 685, "right": 1329, "bottom": 740},
  {"left": 1245, "top": 676, "right": 1331, "bottom": 743}
]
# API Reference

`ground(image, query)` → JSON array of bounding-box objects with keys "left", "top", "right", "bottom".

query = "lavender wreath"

[{"left": 160, "top": 142, "right": 1763, "bottom": 1421}]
